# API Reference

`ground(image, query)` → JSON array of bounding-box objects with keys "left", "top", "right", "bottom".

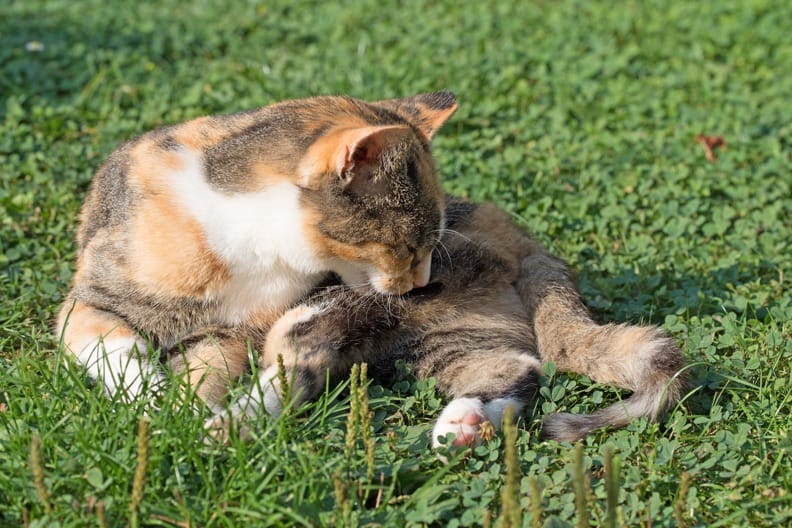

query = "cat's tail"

[
  {"left": 516, "top": 253, "right": 686, "bottom": 442},
  {"left": 539, "top": 323, "right": 685, "bottom": 441}
]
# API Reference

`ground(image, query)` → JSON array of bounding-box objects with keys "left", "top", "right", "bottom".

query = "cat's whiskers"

[
  {"left": 436, "top": 227, "right": 472, "bottom": 243},
  {"left": 386, "top": 292, "right": 397, "bottom": 318},
  {"left": 434, "top": 239, "right": 453, "bottom": 270}
]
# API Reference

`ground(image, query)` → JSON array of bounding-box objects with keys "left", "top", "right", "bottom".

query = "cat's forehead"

[{"left": 302, "top": 178, "right": 443, "bottom": 249}]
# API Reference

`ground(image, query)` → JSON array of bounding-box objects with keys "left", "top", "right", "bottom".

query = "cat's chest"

[
  {"left": 169, "top": 152, "right": 328, "bottom": 322},
  {"left": 216, "top": 261, "right": 326, "bottom": 324}
]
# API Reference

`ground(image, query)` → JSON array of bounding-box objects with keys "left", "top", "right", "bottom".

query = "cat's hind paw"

[
  {"left": 432, "top": 397, "right": 525, "bottom": 460},
  {"left": 432, "top": 397, "right": 489, "bottom": 449}
]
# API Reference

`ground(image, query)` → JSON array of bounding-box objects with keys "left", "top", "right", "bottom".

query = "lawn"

[{"left": 1, "top": 0, "right": 790, "bottom": 526}]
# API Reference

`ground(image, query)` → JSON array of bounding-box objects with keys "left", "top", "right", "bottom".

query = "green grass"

[{"left": 1, "top": 0, "right": 790, "bottom": 526}]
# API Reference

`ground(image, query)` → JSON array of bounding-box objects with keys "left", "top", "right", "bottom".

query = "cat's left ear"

[
  {"left": 335, "top": 125, "right": 411, "bottom": 195},
  {"left": 297, "top": 125, "right": 410, "bottom": 191},
  {"left": 373, "top": 91, "right": 458, "bottom": 140}
]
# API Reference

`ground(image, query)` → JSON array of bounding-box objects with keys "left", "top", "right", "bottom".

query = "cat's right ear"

[
  {"left": 297, "top": 125, "right": 410, "bottom": 191},
  {"left": 373, "top": 91, "right": 458, "bottom": 140}
]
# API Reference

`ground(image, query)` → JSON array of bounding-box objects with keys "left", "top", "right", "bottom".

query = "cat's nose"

[{"left": 412, "top": 257, "right": 431, "bottom": 289}]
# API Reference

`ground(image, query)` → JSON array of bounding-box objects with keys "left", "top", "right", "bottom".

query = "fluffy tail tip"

[{"left": 541, "top": 373, "right": 686, "bottom": 442}]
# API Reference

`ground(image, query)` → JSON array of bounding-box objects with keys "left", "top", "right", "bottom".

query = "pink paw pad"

[
  {"left": 452, "top": 410, "right": 486, "bottom": 446},
  {"left": 462, "top": 411, "right": 485, "bottom": 425},
  {"left": 432, "top": 398, "right": 489, "bottom": 449}
]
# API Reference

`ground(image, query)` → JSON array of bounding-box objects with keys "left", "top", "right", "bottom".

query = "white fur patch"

[
  {"left": 432, "top": 397, "right": 524, "bottom": 451},
  {"left": 232, "top": 305, "right": 324, "bottom": 420},
  {"left": 232, "top": 365, "right": 284, "bottom": 418},
  {"left": 432, "top": 397, "right": 487, "bottom": 449},
  {"left": 169, "top": 151, "right": 329, "bottom": 322},
  {"left": 285, "top": 304, "right": 326, "bottom": 326},
  {"left": 76, "top": 336, "right": 162, "bottom": 401}
]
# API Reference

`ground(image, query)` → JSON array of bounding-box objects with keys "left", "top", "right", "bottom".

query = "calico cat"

[
  {"left": 223, "top": 199, "right": 686, "bottom": 445},
  {"left": 57, "top": 91, "right": 457, "bottom": 408},
  {"left": 57, "top": 90, "right": 685, "bottom": 446}
]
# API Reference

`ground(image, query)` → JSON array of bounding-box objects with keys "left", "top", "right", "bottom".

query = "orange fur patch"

[
  {"left": 299, "top": 206, "right": 342, "bottom": 261},
  {"left": 126, "top": 177, "right": 230, "bottom": 297},
  {"left": 246, "top": 307, "right": 289, "bottom": 330},
  {"left": 177, "top": 336, "right": 251, "bottom": 406},
  {"left": 126, "top": 140, "right": 185, "bottom": 194},
  {"left": 261, "top": 305, "right": 318, "bottom": 366},
  {"left": 297, "top": 125, "right": 409, "bottom": 188},
  {"left": 250, "top": 160, "right": 293, "bottom": 189},
  {"left": 57, "top": 300, "right": 137, "bottom": 353},
  {"left": 172, "top": 116, "right": 235, "bottom": 151}
]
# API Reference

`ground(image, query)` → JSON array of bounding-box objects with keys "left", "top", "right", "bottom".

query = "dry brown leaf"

[{"left": 695, "top": 134, "right": 727, "bottom": 162}]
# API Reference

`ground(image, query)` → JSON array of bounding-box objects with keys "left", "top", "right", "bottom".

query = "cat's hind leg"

[
  {"left": 167, "top": 326, "right": 262, "bottom": 443},
  {"left": 432, "top": 395, "right": 528, "bottom": 449},
  {"left": 56, "top": 299, "right": 162, "bottom": 401},
  {"left": 230, "top": 305, "right": 333, "bottom": 419},
  {"left": 231, "top": 292, "right": 390, "bottom": 420},
  {"left": 412, "top": 321, "right": 541, "bottom": 449}
]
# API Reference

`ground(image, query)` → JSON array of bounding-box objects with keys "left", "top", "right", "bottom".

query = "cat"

[
  {"left": 56, "top": 90, "right": 685, "bottom": 447},
  {"left": 221, "top": 198, "right": 686, "bottom": 446},
  {"left": 56, "top": 91, "right": 458, "bottom": 409}
]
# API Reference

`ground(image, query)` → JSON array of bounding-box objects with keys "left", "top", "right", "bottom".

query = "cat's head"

[{"left": 298, "top": 91, "right": 457, "bottom": 295}]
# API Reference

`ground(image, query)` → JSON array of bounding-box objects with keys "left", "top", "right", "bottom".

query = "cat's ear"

[
  {"left": 298, "top": 125, "right": 410, "bottom": 191},
  {"left": 336, "top": 125, "right": 410, "bottom": 195},
  {"left": 373, "top": 91, "right": 458, "bottom": 140}
]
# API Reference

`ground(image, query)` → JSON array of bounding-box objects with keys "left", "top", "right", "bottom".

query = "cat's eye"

[{"left": 392, "top": 245, "right": 411, "bottom": 261}]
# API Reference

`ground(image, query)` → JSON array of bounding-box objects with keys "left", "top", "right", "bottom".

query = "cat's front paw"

[
  {"left": 81, "top": 336, "right": 164, "bottom": 403},
  {"left": 432, "top": 397, "right": 490, "bottom": 449},
  {"left": 203, "top": 412, "right": 251, "bottom": 446}
]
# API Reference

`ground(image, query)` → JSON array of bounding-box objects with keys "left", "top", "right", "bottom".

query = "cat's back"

[
  {"left": 75, "top": 93, "right": 428, "bottom": 274},
  {"left": 70, "top": 94, "right": 437, "bottom": 335},
  {"left": 440, "top": 199, "right": 540, "bottom": 275},
  {"left": 78, "top": 96, "right": 400, "bottom": 245}
]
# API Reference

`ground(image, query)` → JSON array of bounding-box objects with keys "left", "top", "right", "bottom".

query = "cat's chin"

[
  {"left": 331, "top": 263, "right": 414, "bottom": 295},
  {"left": 368, "top": 264, "right": 433, "bottom": 295},
  {"left": 329, "top": 262, "right": 368, "bottom": 290},
  {"left": 369, "top": 274, "right": 416, "bottom": 295}
]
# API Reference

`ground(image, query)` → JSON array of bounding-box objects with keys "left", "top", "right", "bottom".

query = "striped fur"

[
  {"left": 232, "top": 200, "right": 686, "bottom": 445},
  {"left": 57, "top": 91, "right": 685, "bottom": 447},
  {"left": 56, "top": 92, "right": 457, "bottom": 403}
]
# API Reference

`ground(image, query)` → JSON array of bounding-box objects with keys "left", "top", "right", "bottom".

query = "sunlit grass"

[{"left": 1, "top": 0, "right": 790, "bottom": 525}]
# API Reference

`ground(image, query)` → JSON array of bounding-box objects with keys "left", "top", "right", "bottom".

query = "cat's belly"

[{"left": 214, "top": 261, "right": 326, "bottom": 325}]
